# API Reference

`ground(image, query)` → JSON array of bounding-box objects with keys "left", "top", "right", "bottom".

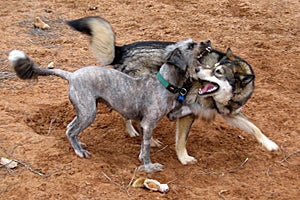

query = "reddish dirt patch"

[{"left": 1, "top": 0, "right": 299, "bottom": 199}]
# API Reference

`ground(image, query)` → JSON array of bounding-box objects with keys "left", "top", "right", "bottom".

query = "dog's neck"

[{"left": 158, "top": 63, "right": 187, "bottom": 89}]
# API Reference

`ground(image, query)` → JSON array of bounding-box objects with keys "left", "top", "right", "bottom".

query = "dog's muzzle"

[
  {"left": 196, "top": 65, "right": 220, "bottom": 96},
  {"left": 198, "top": 81, "right": 219, "bottom": 96},
  {"left": 197, "top": 40, "right": 212, "bottom": 62}
]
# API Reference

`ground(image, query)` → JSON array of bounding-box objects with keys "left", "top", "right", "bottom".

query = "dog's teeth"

[
  {"left": 198, "top": 88, "right": 202, "bottom": 94},
  {"left": 206, "top": 47, "right": 211, "bottom": 52}
]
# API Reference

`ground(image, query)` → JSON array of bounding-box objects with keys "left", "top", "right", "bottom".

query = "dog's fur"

[
  {"left": 8, "top": 39, "right": 209, "bottom": 173},
  {"left": 68, "top": 17, "right": 176, "bottom": 76},
  {"left": 171, "top": 48, "right": 278, "bottom": 165},
  {"left": 67, "top": 16, "right": 115, "bottom": 66},
  {"left": 168, "top": 49, "right": 279, "bottom": 153},
  {"left": 68, "top": 16, "right": 279, "bottom": 165}
]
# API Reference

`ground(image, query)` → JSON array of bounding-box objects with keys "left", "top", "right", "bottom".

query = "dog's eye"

[
  {"left": 214, "top": 66, "right": 224, "bottom": 77},
  {"left": 187, "top": 42, "right": 195, "bottom": 50}
]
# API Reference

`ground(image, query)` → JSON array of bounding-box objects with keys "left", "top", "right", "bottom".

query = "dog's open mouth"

[
  {"left": 198, "top": 81, "right": 219, "bottom": 96},
  {"left": 197, "top": 46, "right": 212, "bottom": 65}
]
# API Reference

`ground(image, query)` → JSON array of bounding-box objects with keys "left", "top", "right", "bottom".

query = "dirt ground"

[{"left": 0, "top": 0, "right": 299, "bottom": 199}]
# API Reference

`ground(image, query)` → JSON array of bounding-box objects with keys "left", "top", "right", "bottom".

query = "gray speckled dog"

[{"left": 8, "top": 39, "right": 210, "bottom": 173}]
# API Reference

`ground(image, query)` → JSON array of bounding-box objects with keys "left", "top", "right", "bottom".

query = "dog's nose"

[
  {"left": 200, "top": 40, "right": 211, "bottom": 46},
  {"left": 195, "top": 67, "right": 200, "bottom": 73}
]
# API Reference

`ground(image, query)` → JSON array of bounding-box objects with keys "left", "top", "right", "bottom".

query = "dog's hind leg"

[
  {"left": 175, "top": 114, "right": 198, "bottom": 165},
  {"left": 66, "top": 94, "right": 97, "bottom": 158},
  {"left": 66, "top": 116, "right": 87, "bottom": 145},
  {"left": 125, "top": 119, "right": 140, "bottom": 137},
  {"left": 125, "top": 119, "right": 162, "bottom": 147},
  {"left": 66, "top": 111, "right": 97, "bottom": 158},
  {"left": 66, "top": 117, "right": 87, "bottom": 156},
  {"left": 222, "top": 113, "right": 279, "bottom": 151}
]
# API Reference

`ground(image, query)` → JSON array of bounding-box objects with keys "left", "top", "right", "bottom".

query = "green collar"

[{"left": 157, "top": 72, "right": 181, "bottom": 94}]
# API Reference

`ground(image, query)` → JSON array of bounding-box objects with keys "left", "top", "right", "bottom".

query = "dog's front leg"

[
  {"left": 222, "top": 113, "right": 279, "bottom": 151},
  {"left": 175, "top": 114, "right": 198, "bottom": 165},
  {"left": 138, "top": 122, "right": 163, "bottom": 173}
]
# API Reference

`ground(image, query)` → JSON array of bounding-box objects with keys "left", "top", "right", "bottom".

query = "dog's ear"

[
  {"left": 166, "top": 48, "right": 187, "bottom": 70},
  {"left": 225, "top": 48, "right": 235, "bottom": 61},
  {"left": 235, "top": 73, "right": 255, "bottom": 87},
  {"left": 233, "top": 58, "right": 255, "bottom": 87}
]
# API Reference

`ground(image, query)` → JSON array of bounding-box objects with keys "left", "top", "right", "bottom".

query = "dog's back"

[
  {"left": 69, "top": 66, "right": 166, "bottom": 120},
  {"left": 67, "top": 16, "right": 174, "bottom": 76},
  {"left": 112, "top": 41, "right": 174, "bottom": 75}
]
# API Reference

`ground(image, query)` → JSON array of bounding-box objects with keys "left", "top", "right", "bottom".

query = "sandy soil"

[{"left": 1, "top": 0, "right": 299, "bottom": 199}]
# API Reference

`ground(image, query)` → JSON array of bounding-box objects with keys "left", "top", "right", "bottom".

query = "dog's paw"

[
  {"left": 178, "top": 154, "right": 197, "bottom": 165},
  {"left": 138, "top": 163, "right": 164, "bottom": 173},
  {"left": 176, "top": 148, "right": 198, "bottom": 165},
  {"left": 261, "top": 136, "right": 279, "bottom": 151},
  {"left": 75, "top": 149, "right": 91, "bottom": 158},
  {"left": 126, "top": 120, "right": 140, "bottom": 137}
]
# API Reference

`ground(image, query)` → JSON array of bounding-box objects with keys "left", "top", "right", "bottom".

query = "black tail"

[
  {"left": 67, "top": 16, "right": 101, "bottom": 36},
  {"left": 8, "top": 50, "right": 38, "bottom": 80},
  {"left": 8, "top": 50, "right": 71, "bottom": 80}
]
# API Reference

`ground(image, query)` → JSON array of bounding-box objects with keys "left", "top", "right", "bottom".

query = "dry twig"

[
  {"left": 0, "top": 146, "right": 44, "bottom": 176},
  {"left": 153, "top": 145, "right": 169, "bottom": 155},
  {"left": 218, "top": 190, "right": 228, "bottom": 200},
  {"left": 127, "top": 167, "right": 138, "bottom": 190},
  {"left": 102, "top": 167, "right": 138, "bottom": 196},
  {"left": 166, "top": 167, "right": 192, "bottom": 185},
  {"left": 227, "top": 157, "right": 249, "bottom": 173},
  {"left": 13, "top": 159, "right": 44, "bottom": 176},
  {"left": 199, "top": 157, "right": 249, "bottom": 175},
  {"left": 0, "top": 72, "right": 16, "bottom": 79},
  {"left": 279, "top": 149, "right": 300, "bottom": 165},
  {"left": 48, "top": 116, "right": 57, "bottom": 134}
]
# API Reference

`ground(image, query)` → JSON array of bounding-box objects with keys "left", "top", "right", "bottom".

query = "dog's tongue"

[{"left": 198, "top": 83, "right": 217, "bottom": 95}]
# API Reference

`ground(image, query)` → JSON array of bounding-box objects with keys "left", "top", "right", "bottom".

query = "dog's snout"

[
  {"left": 200, "top": 40, "right": 211, "bottom": 46},
  {"left": 195, "top": 67, "right": 200, "bottom": 73}
]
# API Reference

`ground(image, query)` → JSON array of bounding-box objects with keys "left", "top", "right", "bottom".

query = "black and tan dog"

[{"left": 68, "top": 16, "right": 279, "bottom": 165}]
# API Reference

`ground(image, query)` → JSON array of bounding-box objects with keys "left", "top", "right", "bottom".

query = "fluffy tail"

[
  {"left": 8, "top": 50, "right": 71, "bottom": 81},
  {"left": 67, "top": 16, "right": 115, "bottom": 66}
]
